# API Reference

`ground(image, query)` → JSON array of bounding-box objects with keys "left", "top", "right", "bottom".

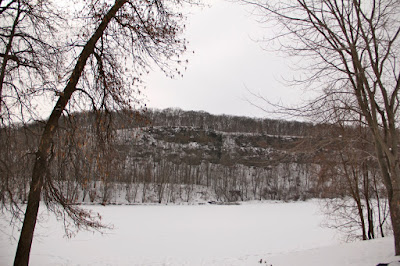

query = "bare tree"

[
  {"left": 313, "top": 119, "right": 390, "bottom": 241},
  {"left": 0, "top": 0, "right": 61, "bottom": 123},
  {"left": 8, "top": 0, "right": 193, "bottom": 265},
  {"left": 0, "top": 0, "right": 63, "bottom": 241},
  {"left": 242, "top": 0, "right": 400, "bottom": 255}
]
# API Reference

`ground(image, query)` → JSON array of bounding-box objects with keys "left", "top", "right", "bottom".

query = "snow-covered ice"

[{"left": 0, "top": 200, "right": 398, "bottom": 265}]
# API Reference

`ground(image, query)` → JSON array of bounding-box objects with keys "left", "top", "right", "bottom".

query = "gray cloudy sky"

[{"left": 143, "top": 0, "right": 305, "bottom": 118}]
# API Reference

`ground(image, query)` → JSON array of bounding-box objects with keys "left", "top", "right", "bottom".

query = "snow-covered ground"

[{"left": 0, "top": 200, "right": 398, "bottom": 265}]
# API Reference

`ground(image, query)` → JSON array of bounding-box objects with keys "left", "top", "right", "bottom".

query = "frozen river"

[{"left": 0, "top": 200, "right": 396, "bottom": 265}]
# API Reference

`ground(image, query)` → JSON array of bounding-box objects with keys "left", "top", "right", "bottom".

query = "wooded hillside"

[{"left": 1, "top": 108, "right": 383, "bottom": 205}]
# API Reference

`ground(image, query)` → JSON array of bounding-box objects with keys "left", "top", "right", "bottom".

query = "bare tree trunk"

[
  {"left": 373, "top": 171, "right": 387, "bottom": 238},
  {"left": 390, "top": 192, "right": 400, "bottom": 254},
  {"left": 363, "top": 166, "right": 375, "bottom": 240},
  {"left": 13, "top": 150, "right": 46, "bottom": 266},
  {"left": 13, "top": 1, "right": 127, "bottom": 265},
  {"left": 388, "top": 165, "right": 400, "bottom": 255},
  {"left": 0, "top": 1, "right": 21, "bottom": 113},
  {"left": 374, "top": 139, "right": 400, "bottom": 255},
  {"left": 356, "top": 199, "right": 367, "bottom": 241}
]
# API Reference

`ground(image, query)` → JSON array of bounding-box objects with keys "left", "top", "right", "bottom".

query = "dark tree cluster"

[{"left": 146, "top": 108, "right": 313, "bottom": 136}]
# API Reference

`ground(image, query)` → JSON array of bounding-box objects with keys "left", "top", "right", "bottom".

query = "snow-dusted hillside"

[
  {"left": 7, "top": 109, "right": 327, "bottom": 206},
  {"left": 0, "top": 200, "right": 397, "bottom": 265},
  {"left": 7, "top": 108, "right": 366, "bottom": 206},
  {"left": 110, "top": 124, "right": 321, "bottom": 204}
]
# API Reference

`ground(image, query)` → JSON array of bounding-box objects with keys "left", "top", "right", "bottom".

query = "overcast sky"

[{"left": 143, "top": 0, "right": 306, "bottom": 119}]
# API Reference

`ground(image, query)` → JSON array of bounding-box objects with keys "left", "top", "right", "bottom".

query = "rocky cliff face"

[
  {"left": 120, "top": 126, "right": 308, "bottom": 167},
  {"left": 110, "top": 120, "right": 323, "bottom": 203}
]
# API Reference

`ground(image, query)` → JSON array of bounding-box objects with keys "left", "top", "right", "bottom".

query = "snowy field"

[{"left": 0, "top": 200, "right": 398, "bottom": 266}]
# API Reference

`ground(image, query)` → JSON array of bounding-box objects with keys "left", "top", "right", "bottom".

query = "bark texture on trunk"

[
  {"left": 388, "top": 170, "right": 400, "bottom": 255},
  {"left": 13, "top": 151, "right": 46, "bottom": 266},
  {"left": 389, "top": 192, "right": 400, "bottom": 255}
]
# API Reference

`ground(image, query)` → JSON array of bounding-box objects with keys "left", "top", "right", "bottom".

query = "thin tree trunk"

[
  {"left": 363, "top": 164, "right": 375, "bottom": 239},
  {"left": 354, "top": 196, "right": 367, "bottom": 241},
  {"left": 388, "top": 161, "right": 400, "bottom": 255},
  {"left": 373, "top": 173, "right": 386, "bottom": 238},
  {"left": 13, "top": 1, "right": 127, "bottom": 265},
  {"left": 0, "top": 1, "right": 21, "bottom": 113},
  {"left": 341, "top": 155, "right": 368, "bottom": 240}
]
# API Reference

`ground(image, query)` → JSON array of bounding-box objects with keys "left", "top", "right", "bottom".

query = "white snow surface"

[{"left": 0, "top": 200, "right": 398, "bottom": 265}]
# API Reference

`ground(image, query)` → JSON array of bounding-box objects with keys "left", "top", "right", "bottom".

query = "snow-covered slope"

[{"left": 267, "top": 237, "right": 399, "bottom": 266}]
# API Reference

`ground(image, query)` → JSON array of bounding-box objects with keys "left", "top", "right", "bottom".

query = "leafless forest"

[{"left": 1, "top": 108, "right": 390, "bottom": 240}]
